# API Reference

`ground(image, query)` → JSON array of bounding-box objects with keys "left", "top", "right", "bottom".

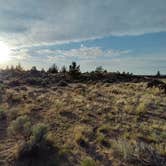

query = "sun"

[{"left": 0, "top": 42, "right": 11, "bottom": 64}]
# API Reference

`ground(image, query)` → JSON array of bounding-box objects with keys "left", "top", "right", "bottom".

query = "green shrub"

[
  {"left": 112, "top": 139, "right": 134, "bottom": 160},
  {"left": 48, "top": 64, "right": 58, "bottom": 73},
  {"left": 8, "top": 115, "right": 31, "bottom": 140},
  {"left": 95, "top": 66, "right": 105, "bottom": 73},
  {"left": 6, "top": 93, "right": 22, "bottom": 105},
  {"left": 81, "top": 157, "right": 96, "bottom": 166},
  {"left": 0, "top": 83, "right": 5, "bottom": 91},
  {"left": 97, "top": 134, "right": 110, "bottom": 148},
  {"left": 73, "top": 125, "right": 90, "bottom": 148},
  {"left": 26, "top": 77, "right": 43, "bottom": 86},
  {"left": 14, "top": 123, "right": 60, "bottom": 166},
  {"left": 0, "top": 108, "right": 6, "bottom": 120},
  {"left": 30, "top": 123, "right": 48, "bottom": 144},
  {"left": 8, "top": 119, "right": 48, "bottom": 145},
  {"left": 60, "top": 65, "right": 67, "bottom": 73},
  {"left": 30, "top": 66, "right": 38, "bottom": 73},
  {"left": 136, "top": 102, "right": 147, "bottom": 117},
  {"left": 7, "top": 109, "right": 19, "bottom": 120},
  {"left": 69, "top": 61, "right": 81, "bottom": 78}
]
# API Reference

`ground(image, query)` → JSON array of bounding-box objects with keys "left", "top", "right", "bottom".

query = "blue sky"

[{"left": 0, "top": 0, "right": 166, "bottom": 74}]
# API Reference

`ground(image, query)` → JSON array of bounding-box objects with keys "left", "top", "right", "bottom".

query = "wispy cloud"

[
  {"left": 0, "top": 0, "right": 165, "bottom": 74},
  {"left": 0, "top": 0, "right": 166, "bottom": 46},
  {"left": 36, "top": 46, "right": 131, "bottom": 61},
  {"left": 10, "top": 48, "right": 31, "bottom": 60},
  {"left": 8, "top": 46, "right": 131, "bottom": 67},
  {"left": 5, "top": 45, "right": 166, "bottom": 74}
]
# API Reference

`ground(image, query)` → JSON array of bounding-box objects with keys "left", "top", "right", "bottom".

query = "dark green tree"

[
  {"left": 31, "top": 66, "right": 38, "bottom": 73},
  {"left": 156, "top": 70, "right": 161, "bottom": 77},
  {"left": 41, "top": 68, "right": 45, "bottom": 73},
  {"left": 95, "top": 66, "right": 104, "bottom": 73},
  {"left": 61, "top": 65, "right": 67, "bottom": 73},
  {"left": 48, "top": 64, "right": 58, "bottom": 73},
  {"left": 69, "top": 62, "right": 81, "bottom": 78},
  {"left": 16, "top": 63, "right": 23, "bottom": 71},
  {"left": 10, "top": 65, "right": 14, "bottom": 71}
]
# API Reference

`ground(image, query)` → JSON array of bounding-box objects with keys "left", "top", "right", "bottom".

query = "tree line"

[
  {"left": 2, "top": 62, "right": 125, "bottom": 74},
  {"left": 2, "top": 61, "right": 162, "bottom": 77}
]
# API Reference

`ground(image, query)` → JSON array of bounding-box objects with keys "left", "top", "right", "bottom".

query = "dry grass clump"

[
  {"left": 81, "top": 157, "right": 96, "bottom": 166},
  {"left": 30, "top": 123, "right": 48, "bottom": 144},
  {"left": 0, "top": 80, "right": 166, "bottom": 165},
  {"left": 112, "top": 139, "right": 166, "bottom": 166},
  {"left": 136, "top": 102, "right": 148, "bottom": 116},
  {"left": 73, "top": 125, "right": 91, "bottom": 148},
  {"left": 6, "top": 91, "right": 23, "bottom": 106},
  {"left": 96, "top": 124, "right": 111, "bottom": 147},
  {"left": 0, "top": 108, "right": 6, "bottom": 120},
  {"left": 8, "top": 115, "right": 31, "bottom": 140},
  {"left": 96, "top": 134, "right": 110, "bottom": 148},
  {"left": 8, "top": 120, "right": 63, "bottom": 165},
  {"left": 7, "top": 108, "right": 19, "bottom": 120}
]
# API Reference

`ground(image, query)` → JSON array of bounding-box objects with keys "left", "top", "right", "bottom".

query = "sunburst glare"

[{"left": 0, "top": 41, "right": 11, "bottom": 64}]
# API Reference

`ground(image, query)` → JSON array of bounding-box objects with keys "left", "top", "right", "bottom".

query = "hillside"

[{"left": 0, "top": 71, "right": 166, "bottom": 166}]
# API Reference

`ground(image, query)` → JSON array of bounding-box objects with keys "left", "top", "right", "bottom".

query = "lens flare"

[{"left": 0, "top": 42, "right": 11, "bottom": 64}]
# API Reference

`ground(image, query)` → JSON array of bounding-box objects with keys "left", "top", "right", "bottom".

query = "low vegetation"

[
  {"left": 0, "top": 108, "right": 6, "bottom": 120},
  {"left": 0, "top": 63, "right": 165, "bottom": 165}
]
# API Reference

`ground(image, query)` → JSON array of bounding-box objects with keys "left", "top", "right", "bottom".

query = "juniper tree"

[
  {"left": 69, "top": 62, "right": 81, "bottom": 78},
  {"left": 48, "top": 64, "right": 58, "bottom": 73}
]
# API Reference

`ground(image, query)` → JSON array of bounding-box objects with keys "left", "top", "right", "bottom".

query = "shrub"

[
  {"left": 0, "top": 82, "right": 5, "bottom": 91},
  {"left": 30, "top": 123, "right": 48, "bottom": 144},
  {"left": 26, "top": 77, "right": 42, "bottom": 86},
  {"left": 136, "top": 102, "right": 147, "bottom": 117},
  {"left": 57, "top": 80, "right": 68, "bottom": 87},
  {"left": 8, "top": 79, "right": 21, "bottom": 87},
  {"left": 7, "top": 109, "right": 19, "bottom": 120},
  {"left": 95, "top": 66, "right": 105, "bottom": 73},
  {"left": 15, "top": 63, "right": 23, "bottom": 72},
  {"left": 25, "top": 77, "right": 48, "bottom": 86},
  {"left": 156, "top": 70, "right": 161, "bottom": 77},
  {"left": 96, "top": 134, "right": 110, "bottom": 148},
  {"left": 8, "top": 115, "right": 31, "bottom": 140},
  {"left": 14, "top": 123, "right": 61, "bottom": 166},
  {"left": 98, "top": 124, "right": 110, "bottom": 134},
  {"left": 69, "top": 61, "right": 81, "bottom": 78},
  {"left": 81, "top": 157, "right": 96, "bottom": 166},
  {"left": 60, "top": 65, "right": 67, "bottom": 73},
  {"left": 73, "top": 125, "right": 89, "bottom": 148},
  {"left": 6, "top": 92, "right": 22, "bottom": 105},
  {"left": 30, "top": 66, "right": 38, "bottom": 72},
  {"left": 41, "top": 79, "right": 49, "bottom": 87},
  {"left": 112, "top": 139, "right": 166, "bottom": 166},
  {"left": 112, "top": 139, "right": 134, "bottom": 161},
  {"left": 0, "top": 108, "right": 6, "bottom": 120},
  {"left": 48, "top": 64, "right": 58, "bottom": 73}
]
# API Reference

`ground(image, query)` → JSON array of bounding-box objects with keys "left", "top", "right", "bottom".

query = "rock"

[
  {"left": 147, "top": 79, "right": 166, "bottom": 93},
  {"left": 57, "top": 80, "right": 68, "bottom": 87},
  {"left": 147, "top": 79, "right": 165, "bottom": 88},
  {"left": 8, "top": 79, "right": 21, "bottom": 87},
  {"left": 20, "top": 86, "right": 28, "bottom": 91}
]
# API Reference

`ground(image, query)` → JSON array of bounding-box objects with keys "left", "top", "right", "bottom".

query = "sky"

[{"left": 0, "top": 0, "right": 166, "bottom": 74}]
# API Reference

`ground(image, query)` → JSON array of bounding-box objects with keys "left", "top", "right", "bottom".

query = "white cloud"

[
  {"left": 9, "top": 46, "right": 130, "bottom": 65},
  {"left": 11, "top": 48, "right": 31, "bottom": 60},
  {"left": 42, "top": 46, "right": 131, "bottom": 61},
  {"left": 5, "top": 46, "right": 166, "bottom": 74},
  {"left": 0, "top": 0, "right": 165, "bottom": 46}
]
